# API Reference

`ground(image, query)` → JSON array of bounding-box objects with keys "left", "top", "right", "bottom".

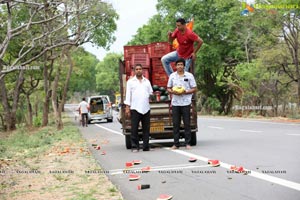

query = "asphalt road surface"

[{"left": 66, "top": 104, "right": 300, "bottom": 200}]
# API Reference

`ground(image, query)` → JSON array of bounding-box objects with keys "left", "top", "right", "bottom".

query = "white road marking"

[
  {"left": 208, "top": 126, "right": 224, "bottom": 130},
  {"left": 73, "top": 111, "right": 300, "bottom": 191},
  {"left": 109, "top": 163, "right": 211, "bottom": 175},
  {"left": 169, "top": 149, "right": 300, "bottom": 192},
  {"left": 240, "top": 129, "right": 262, "bottom": 133},
  {"left": 286, "top": 134, "right": 300, "bottom": 136},
  {"left": 94, "top": 124, "right": 123, "bottom": 135}
]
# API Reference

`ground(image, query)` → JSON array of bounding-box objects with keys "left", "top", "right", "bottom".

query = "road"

[{"left": 66, "top": 104, "right": 300, "bottom": 200}]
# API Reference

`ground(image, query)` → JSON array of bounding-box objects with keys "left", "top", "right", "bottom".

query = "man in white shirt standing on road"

[
  {"left": 124, "top": 64, "right": 153, "bottom": 152},
  {"left": 167, "top": 58, "right": 197, "bottom": 150},
  {"left": 78, "top": 97, "right": 89, "bottom": 127}
]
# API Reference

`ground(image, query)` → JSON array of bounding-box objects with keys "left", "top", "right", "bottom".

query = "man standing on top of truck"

[
  {"left": 124, "top": 64, "right": 153, "bottom": 152},
  {"left": 161, "top": 18, "right": 203, "bottom": 76},
  {"left": 167, "top": 58, "right": 197, "bottom": 150}
]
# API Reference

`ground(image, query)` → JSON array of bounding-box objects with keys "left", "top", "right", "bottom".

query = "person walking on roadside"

[
  {"left": 124, "top": 64, "right": 153, "bottom": 152},
  {"left": 161, "top": 18, "right": 203, "bottom": 76},
  {"left": 167, "top": 58, "right": 197, "bottom": 150},
  {"left": 77, "top": 97, "right": 89, "bottom": 127}
]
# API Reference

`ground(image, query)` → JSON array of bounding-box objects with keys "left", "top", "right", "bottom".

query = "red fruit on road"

[
  {"left": 129, "top": 174, "right": 140, "bottom": 181},
  {"left": 137, "top": 184, "right": 150, "bottom": 190},
  {"left": 141, "top": 166, "right": 151, "bottom": 173},
  {"left": 132, "top": 160, "right": 142, "bottom": 165},
  {"left": 208, "top": 159, "right": 220, "bottom": 167},
  {"left": 157, "top": 194, "right": 173, "bottom": 200},
  {"left": 125, "top": 162, "right": 133, "bottom": 168},
  {"left": 189, "top": 157, "right": 197, "bottom": 162}
]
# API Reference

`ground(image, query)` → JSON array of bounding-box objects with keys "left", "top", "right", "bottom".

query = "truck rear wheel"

[
  {"left": 125, "top": 135, "right": 131, "bottom": 149},
  {"left": 107, "top": 118, "right": 113, "bottom": 123},
  {"left": 190, "top": 132, "right": 197, "bottom": 146}
]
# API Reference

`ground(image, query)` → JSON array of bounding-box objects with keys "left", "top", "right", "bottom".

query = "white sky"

[{"left": 82, "top": 0, "right": 158, "bottom": 61}]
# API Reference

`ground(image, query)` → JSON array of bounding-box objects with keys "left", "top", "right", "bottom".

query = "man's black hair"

[
  {"left": 82, "top": 97, "right": 86, "bottom": 101},
  {"left": 175, "top": 58, "right": 186, "bottom": 66},
  {"left": 134, "top": 63, "right": 143, "bottom": 70},
  {"left": 176, "top": 18, "right": 186, "bottom": 25}
]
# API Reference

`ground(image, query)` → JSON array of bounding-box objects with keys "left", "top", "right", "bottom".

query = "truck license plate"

[{"left": 150, "top": 122, "right": 164, "bottom": 133}]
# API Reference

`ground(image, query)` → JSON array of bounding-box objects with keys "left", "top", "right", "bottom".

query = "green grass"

[
  {"left": 53, "top": 174, "right": 71, "bottom": 182},
  {"left": 0, "top": 116, "right": 81, "bottom": 161},
  {"left": 108, "top": 186, "right": 118, "bottom": 193},
  {"left": 68, "top": 187, "right": 98, "bottom": 200},
  {"left": 0, "top": 115, "right": 123, "bottom": 200}
]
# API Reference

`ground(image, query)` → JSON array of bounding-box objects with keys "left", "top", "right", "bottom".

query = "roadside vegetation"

[{"left": 0, "top": 115, "right": 123, "bottom": 200}]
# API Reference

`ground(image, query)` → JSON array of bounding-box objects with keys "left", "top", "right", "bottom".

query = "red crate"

[
  {"left": 125, "top": 60, "right": 131, "bottom": 74},
  {"left": 148, "top": 42, "right": 172, "bottom": 58},
  {"left": 131, "top": 53, "right": 150, "bottom": 68},
  {"left": 152, "top": 72, "right": 168, "bottom": 87},
  {"left": 152, "top": 58, "right": 176, "bottom": 74},
  {"left": 124, "top": 45, "right": 148, "bottom": 60},
  {"left": 152, "top": 79, "right": 168, "bottom": 88},
  {"left": 151, "top": 58, "right": 163, "bottom": 70}
]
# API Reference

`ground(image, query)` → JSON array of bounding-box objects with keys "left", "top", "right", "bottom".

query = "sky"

[{"left": 82, "top": 0, "right": 158, "bottom": 61}]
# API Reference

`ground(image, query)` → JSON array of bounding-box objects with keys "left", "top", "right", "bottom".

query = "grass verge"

[{"left": 0, "top": 115, "right": 123, "bottom": 200}]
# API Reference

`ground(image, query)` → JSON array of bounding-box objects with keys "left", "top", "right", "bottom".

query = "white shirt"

[
  {"left": 124, "top": 76, "right": 153, "bottom": 114},
  {"left": 78, "top": 101, "right": 89, "bottom": 114},
  {"left": 167, "top": 71, "right": 196, "bottom": 106}
]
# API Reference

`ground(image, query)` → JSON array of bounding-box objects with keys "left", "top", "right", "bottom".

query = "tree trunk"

[
  {"left": 52, "top": 48, "right": 74, "bottom": 130},
  {"left": 0, "top": 77, "right": 11, "bottom": 130},
  {"left": 42, "top": 57, "right": 49, "bottom": 126},
  {"left": 34, "top": 98, "right": 39, "bottom": 117},
  {"left": 274, "top": 96, "right": 278, "bottom": 117},
  {"left": 0, "top": 113, "right": 4, "bottom": 131},
  {"left": 59, "top": 49, "right": 74, "bottom": 120},
  {"left": 297, "top": 80, "right": 300, "bottom": 112},
  {"left": 25, "top": 93, "right": 33, "bottom": 127},
  {"left": 42, "top": 57, "right": 54, "bottom": 127},
  {"left": 0, "top": 70, "right": 24, "bottom": 131},
  {"left": 51, "top": 59, "right": 63, "bottom": 130}
]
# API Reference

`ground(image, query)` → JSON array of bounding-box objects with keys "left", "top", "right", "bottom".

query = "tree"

[
  {"left": 128, "top": 15, "right": 171, "bottom": 45},
  {"left": 68, "top": 47, "right": 98, "bottom": 96},
  {"left": 281, "top": 12, "right": 300, "bottom": 109},
  {"left": 95, "top": 53, "right": 122, "bottom": 98},
  {"left": 131, "top": 0, "right": 246, "bottom": 114},
  {"left": 0, "top": 0, "right": 118, "bottom": 131},
  {"left": 21, "top": 72, "right": 40, "bottom": 127}
]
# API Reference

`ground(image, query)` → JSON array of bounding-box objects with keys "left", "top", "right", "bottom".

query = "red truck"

[{"left": 119, "top": 42, "right": 198, "bottom": 149}]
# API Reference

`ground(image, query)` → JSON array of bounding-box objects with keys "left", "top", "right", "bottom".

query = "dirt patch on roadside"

[{"left": 0, "top": 140, "right": 123, "bottom": 200}]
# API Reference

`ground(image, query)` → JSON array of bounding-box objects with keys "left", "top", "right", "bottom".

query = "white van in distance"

[{"left": 87, "top": 95, "right": 113, "bottom": 123}]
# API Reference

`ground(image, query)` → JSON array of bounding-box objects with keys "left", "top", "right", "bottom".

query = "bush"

[
  {"left": 203, "top": 97, "right": 221, "bottom": 114},
  {"left": 33, "top": 115, "right": 42, "bottom": 127}
]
